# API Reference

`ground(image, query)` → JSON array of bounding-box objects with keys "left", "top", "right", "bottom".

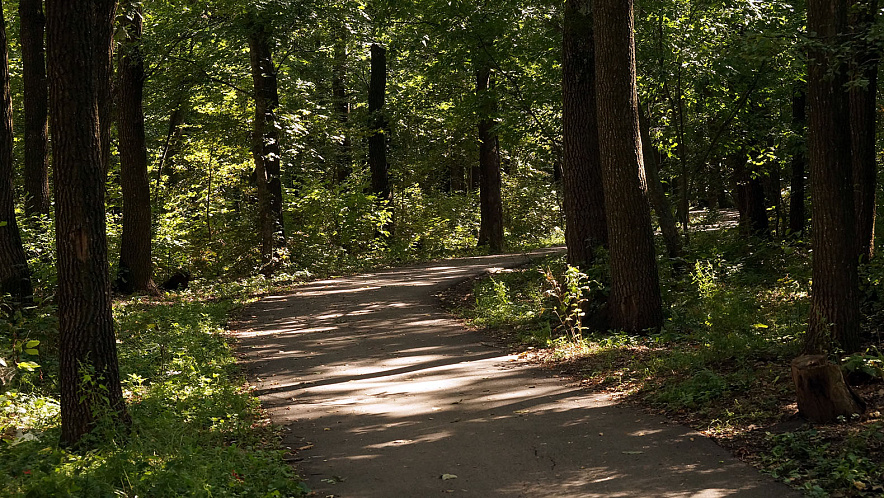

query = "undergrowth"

[
  {"left": 458, "top": 227, "right": 884, "bottom": 497},
  {"left": 0, "top": 284, "right": 307, "bottom": 497}
]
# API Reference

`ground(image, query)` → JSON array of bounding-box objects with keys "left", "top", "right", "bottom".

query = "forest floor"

[{"left": 231, "top": 248, "right": 799, "bottom": 497}]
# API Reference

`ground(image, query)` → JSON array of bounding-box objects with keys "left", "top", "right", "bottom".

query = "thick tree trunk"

[
  {"left": 638, "top": 103, "right": 682, "bottom": 259},
  {"left": 368, "top": 43, "right": 390, "bottom": 204},
  {"left": 562, "top": 0, "right": 607, "bottom": 267},
  {"left": 19, "top": 0, "right": 50, "bottom": 216},
  {"left": 0, "top": 1, "right": 33, "bottom": 304},
  {"left": 792, "top": 355, "right": 865, "bottom": 423},
  {"left": 849, "top": 0, "right": 878, "bottom": 263},
  {"left": 476, "top": 63, "right": 504, "bottom": 254},
  {"left": 46, "top": 0, "right": 129, "bottom": 446},
  {"left": 789, "top": 90, "right": 807, "bottom": 236},
  {"left": 332, "top": 32, "right": 351, "bottom": 184},
  {"left": 92, "top": 1, "right": 116, "bottom": 175},
  {"left": 115, "top": 3, "right": 156, "bottom": 295},
  {"left": 249, "top": 20, "right": 286, "bottom": 276},
  {"left": 806, "top": 0, "right": 860, "bottom": 354},
  {"left": 593, "top": 0, "right": 663, "bottom": 333}
]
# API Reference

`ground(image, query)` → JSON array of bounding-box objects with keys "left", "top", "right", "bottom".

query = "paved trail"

[{"left": 233, "top": 250, "right": 799, "bottom": 497}]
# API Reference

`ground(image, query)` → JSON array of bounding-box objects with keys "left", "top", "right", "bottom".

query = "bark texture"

[
  {"left": 92, "top": 1, "right": 116, "bottom": 174},
  {"left": 115, "top": 3, "right": 157, "bottom": 294},
  {"left": 789, "top": 90, "right": 807, "bottom": 236},
  {"left": 0, "top": 1, "right": 33, "bottom": 304},
  {"left": 476, "top": 63, "right": 504, "bottom": 254},
  {"left": 249, "top": 19, "right": 286, "bottom": 275},
  {"left": 849, "top": 0, "right": 878, "bottom": 263},
  {"left": 562, "top": 0, "right": 607, "bottom": 266},
  {"left": 733, "top": 150, "right": 769, "bottom": 238},
  {"left": 638, "top": 104, "right": 682, "bottom": 259},
  {"left": 806, "top": 0, "right": 860, "bottom": 353},
  {"left": 593, "top": 0, "right": 663, "bottom": 332},
  {"left": 792, "top": 355, "right": 865, "bottom": 423},
  {"left": 368, "top": 44, "right": 390, "bottom": 204},
  {"left": 19, "top": 0, "right": 50, "bottom": 215},
  {"left": 332, "top": 31, "right": 351, "bottom": 184},
  {"left": 46, "top": 0, "right": 129, "bottom": 446}
]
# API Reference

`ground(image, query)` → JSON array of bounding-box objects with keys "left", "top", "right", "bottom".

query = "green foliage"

[{"left": 0, "top": 294, "right": 306, "bottom": 497}]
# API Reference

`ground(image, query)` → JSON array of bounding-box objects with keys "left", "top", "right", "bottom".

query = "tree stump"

[{"left": 791, "top": 354, "right": 865, "bottom": 423}]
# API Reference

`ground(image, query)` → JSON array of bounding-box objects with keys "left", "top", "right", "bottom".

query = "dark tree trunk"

[
  {"left": 115, "top": 2, "right": 156, "bottom": 295},
  {"left": 156, "top": 99, "right": 187, "bottom": 193},
  {"left": 562, "top": 0, "right": 607, "bottom": 267},
  {"left": 593, "top": 0, "right": 663, "bottom": 333},
  {"left": 476, "top": 63, "right": 504, "bottom": 254},
  {"left": 789, "top": 89, "right": 807, "bottom": 236},
  {"left": 368, "top": 43, "right": 390, "bottom": 204},
  {"left": 806, "top": 0, "right": 860, "bottom": 354},
  {"left": 46, "top": 0, "right": 129, "bottom": 446},
  {"left": 0, "top": 1, "right": 33, "bottom": 304},
  {"left": 849, "top": 0, "right": 878, "bottom": 263},
  {"left": 638, "top": 103, "right": 682, "bottom": 259},
  {"left": 248, "top": 19, "right": 285, "bottom": 276},
  {"left": 332, "top": 31, "right": 351, "bottom": 184},
  {"left": 732, "top": 150, "right": 769, "bottom": 238},
  {"left": 19, "top": 0, "right": 50, "bottom": 216},
  {"left": 792, "top": 355, "right": 865, "bottom": 423},
  {"left": 92, "top": 1, "right": 116, "bottom": 174}
]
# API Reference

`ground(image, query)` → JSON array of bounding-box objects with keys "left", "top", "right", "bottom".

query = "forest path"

[{"left": 232, "top": 249, "right": 798, "bottom": 497}]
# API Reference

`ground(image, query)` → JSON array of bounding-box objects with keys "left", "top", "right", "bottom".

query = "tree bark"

[
  {"left": 46, "top": 0, "right": 129, "bottom": 446},
  {"left": 849, "top": 0, "right": 878, "bottom": 263},
  {"left": 593, "top": 0, "right": 663, "bottom": 333},
  {"left": 476, "top": 62, "right": 504, "bottom": 254},
  {"left": 19, "top": 0, "right": 50, "bottom": 216},
  {"left": 368, "top": 43, "right": 390, "bottom": 204},
  {"left": 249, "top": 18, "right": 286, "bottom": 276},
  {"left": 792, "top": 355, "right": 865, "bottom": 423},
  {"left": 332, "top": 30, "right": 351, "bottom": 184},
  {"left": 806, "top": 0, "right": 860, "bottom": 354},
  {"left": 638, "top": 103, "right": 682, "bottom": 259},
  {"left": 562, "top": 0, "right": 607, "bottom": 267},
  {"left": 92, "top": 1, "right": 116, "bottom": 175},
  {"left": 115, "top": 2, "right": 157, "bottom": 295},
  {"left": 789, "top": 89, "right": 807, "bottom": 236},
  {"left": 732, "top": 149, "right": 769, "bottom": 238},
  {"left": 0, "top": 1, "right": 33, "bottom": 304}
]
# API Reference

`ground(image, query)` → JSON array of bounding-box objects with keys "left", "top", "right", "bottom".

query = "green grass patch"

[{"left": 1, "top": 290, "right": 306, "bottom": 497}]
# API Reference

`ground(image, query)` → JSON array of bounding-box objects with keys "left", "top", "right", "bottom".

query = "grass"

[
  {"left": 0, "top": 282, "right": 307, "bottom": 497},
  {"left": 455, "top": 227, "right": 884, "bottom": 497}
]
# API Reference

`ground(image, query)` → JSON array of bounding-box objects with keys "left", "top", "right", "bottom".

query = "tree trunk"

[
  {"left": 19, "top": 0, "right": 50, "bottom": 216},
  {"left": 792, "top": 355, "right": 865, "bottom": 423},
  {"left": 368, "top": 43, "right": 390, "bottom": 204},
  {"left": 806, "top": 0, "right": 860, "bottom": 354},
  {"left": 46, "top": 0, "right": 129, "bottom": 446},
  {"left": 332, "top": 30, "right": 351, "bottom": 184},
  {"left": 732, "top": 150, "right": 769, "bottom": 238},
  {"left": 0, "top": 1, "right": 33, "bottom": 304},
  {"left": 562, "top": 0, "right": 607, "bottom": 267},
  {"left": 476, "top": 62, "right": 504, "bottom": 254},
  {"left": 638, "top": 103, "right": 682, "bottom": 259},
  {"left": 115, "top": 2, "right": 156, "bottom": 295},
  {"left": 849, "top": 0, "right": 878, "bottom": 263},
  {"left": 92, "top": 1, "right": 116, "bottom": 175},
  {"left": 593, "top": 0, "right": 663, "bottom": 333},
  {"left": 789, "top": 89, "right": 807, "bottom": 236},
  {"left": 249, "top": 19, "right": 285, "bottom": 276}
]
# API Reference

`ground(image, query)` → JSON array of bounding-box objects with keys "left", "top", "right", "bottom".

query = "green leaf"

[
  {"left": 0, "top": 220, "right": 6, "bottom": 227},
  {"left": 17, "top": 361, "right": 40, "bottom": 371},
  {"left": 24, "top": 349, "right": 39, "bottom": 356},
  {"left": 25, "top": 340, "right": 40, "bottom": 349}
]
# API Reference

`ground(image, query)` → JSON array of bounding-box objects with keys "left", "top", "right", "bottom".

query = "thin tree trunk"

[
  {"left": 368, "top": 43, "right": 390, "bottom": 204},
  {"left": 732, "top": 148, "right": 769, "bottom": 238},
  {"left": 0, "top": 1, "right": 33, "bottom": 304},
  {"left": 249, "top": 19, "right": 285, "bottom": 276},
  {"left": 19, "top": 0, "right": 50, "bottom": 216},
  {"left": 562, "top": 0, "right": 607, "bottom": 267},
  {"left": 789, "top": 89, "right": 807, "bottom": 236},
  {"left": 46, "top": 0, "right": 129, "bottom": 446},
  {"left": 476, "top": 62, "right": 504, "bottom": 254},
  {"left": 849, "top": 0, "right": 878, "bottom": 263},
  {"left": 638, "top": 103, "right": 682, "bottom": 259},
  {"left": 332, "top": 31, "right": 351, "bottom": 184},
  {"left": 594, "top": 0, "right": 663, "bottom": 333},
  {"left": 115, "top": 2, "right": 156, "bottom": 294},
  {"left": 806, "top": 0, "right": 859, "bottom": 354}
]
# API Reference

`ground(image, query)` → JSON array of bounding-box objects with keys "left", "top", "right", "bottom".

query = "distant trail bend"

[{"left": 232, "top": 248, "right": 797, "bottom": 497}]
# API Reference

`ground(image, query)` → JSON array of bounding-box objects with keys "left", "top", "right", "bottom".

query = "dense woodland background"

[{"left": 1, "top": 0, "right": 883, "bottom": 496}]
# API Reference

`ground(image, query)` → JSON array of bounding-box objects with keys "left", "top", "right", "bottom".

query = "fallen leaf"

[
  {"left": 441, "top": 474, "right": 458, "bottom": 480},
  {"left": 298, "top": 444, "right": 314, "bottom": 451}
]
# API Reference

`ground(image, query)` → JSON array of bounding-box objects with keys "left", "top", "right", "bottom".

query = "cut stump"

[{"left": 791, "top": 354, "right": 865, "bottom": 423}]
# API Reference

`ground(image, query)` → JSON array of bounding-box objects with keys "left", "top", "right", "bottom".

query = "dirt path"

[{"left": 232, "top": 249, "right": 799, "bottom": 497}]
